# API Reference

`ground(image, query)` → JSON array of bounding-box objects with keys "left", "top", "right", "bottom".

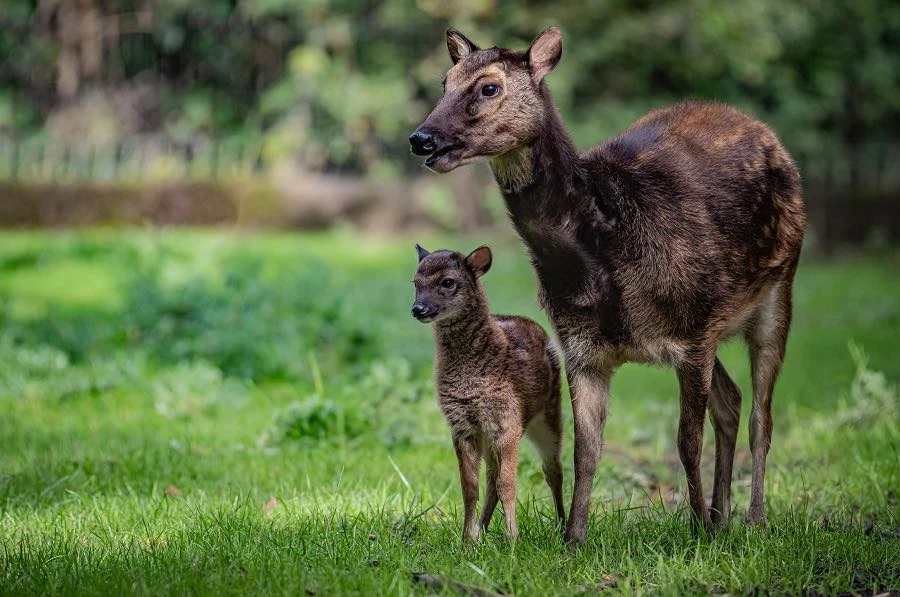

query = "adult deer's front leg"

[
  {"left": 565, "top": 368, "right": 610, "bottom": 546},
  {"left": 676, "top": 358, "right": 715, "bottom": 531}
]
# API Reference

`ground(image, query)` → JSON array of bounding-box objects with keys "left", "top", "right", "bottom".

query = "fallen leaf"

[
  {"left": 165, "top": 485, "right": 183, "bottom": 497},
  {"left": 576, "top": 574, "right": 618, "bottom": 592},
  {"left": 411, "top": 572, "right": 503, "bottom": 596}
]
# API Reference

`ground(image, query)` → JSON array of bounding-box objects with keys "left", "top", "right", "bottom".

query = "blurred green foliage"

[{"left": 0, "top": 0, "right": 897, "bottom": 179}]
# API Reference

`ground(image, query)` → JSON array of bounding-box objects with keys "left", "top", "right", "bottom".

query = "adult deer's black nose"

[
  {"left": 411, "top": 304, "right": 427, "bottom": 318},
  {"left": 409, "top": 131, "right": 437, "bottom": 156}
]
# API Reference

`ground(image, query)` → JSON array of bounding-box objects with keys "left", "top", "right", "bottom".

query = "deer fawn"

[
  {"left": 410, "top": 27, "right": 806, "bottom": 545},
  {"left": 411, "top": 244, "right": 565, "bottom": 542}
]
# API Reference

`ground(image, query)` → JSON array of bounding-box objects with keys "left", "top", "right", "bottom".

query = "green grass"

[{"left": 0, "top": 229, "right": 898, "bottom": 596}]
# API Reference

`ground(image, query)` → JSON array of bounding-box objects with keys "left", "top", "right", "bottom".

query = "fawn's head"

[
  {"left": 408, "top": 27, "right": 563, "bottom": 173},
  {"left": 411, "top": 244, "right": 492, "bottom": 323}
]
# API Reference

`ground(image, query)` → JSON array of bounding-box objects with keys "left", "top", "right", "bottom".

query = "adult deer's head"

[{"left": 409, "top": 27, "right": 562, "bottom": 173}]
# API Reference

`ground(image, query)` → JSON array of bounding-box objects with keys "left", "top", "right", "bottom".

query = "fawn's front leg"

[
  {"left": 496, "top": 432, "right": 521, "bottom": 540},
  {"left": 453, "top": 434, "right": 481, "bottom": 542}
]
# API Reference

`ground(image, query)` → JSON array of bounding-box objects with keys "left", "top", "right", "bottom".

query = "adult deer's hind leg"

[
  {"left": 526, "top": 409, "right": 565, "bottom": 528},
  {"left": 745, "top": 280, "right": 793, "bottom": 526},
  {"left": 708, "top": 358, "right": 742, "bottom": 527}
]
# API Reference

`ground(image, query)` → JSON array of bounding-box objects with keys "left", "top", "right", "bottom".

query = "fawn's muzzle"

[{"left": 411, "top": 303, "right": 436, "bottom": 321}]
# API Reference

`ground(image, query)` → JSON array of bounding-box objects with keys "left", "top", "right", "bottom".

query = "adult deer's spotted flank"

[{"left": 410, "top": 27, "right": 806, "bottom": 545}]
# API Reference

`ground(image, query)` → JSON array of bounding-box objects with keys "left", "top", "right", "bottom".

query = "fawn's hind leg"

[
  {"left": 526, "top": 412, "right": 566, "bottom": 528},
  {"left": 478, "top": 451, "right": 499, "bottom": 532},
  {"left": 745, "top": 280, "right": 793, "bottom": 526},
  {"left": 708, "top": 358, "right": 742, "bottom": 527}
]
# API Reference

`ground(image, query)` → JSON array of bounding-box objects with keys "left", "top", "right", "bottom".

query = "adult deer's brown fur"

[
  {"left": 411, "top": 244, "right": 565, "bottom": 541},
  {"left": 409, "top": 27, "right": 807, "bottom": 545}
]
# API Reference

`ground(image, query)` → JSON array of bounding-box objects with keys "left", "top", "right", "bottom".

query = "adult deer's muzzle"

[
  {"left": 408, "top": 131, "right": 436, "bottom": 156},
  {"left": 408, "top": 127, "right": 464, "bottom": 171}
]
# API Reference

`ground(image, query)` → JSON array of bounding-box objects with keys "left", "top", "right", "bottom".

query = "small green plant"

[
  {"left": 152, "top": 360, "right": 248, "bottom": 418},
  {"left": 260, "top": 355, "right": 371, "bottom": 446},
  {"left": 266, "top": 396, "right": 371, "bottom": 445},
  {"left": 847, "top": 342, "right": 897, "bottom": 414},
  {"left": 806, "top": 343, "right": 899, "bottom": 433},
  {"left": 0, "top": 335, "right": 141, "bottom": 401},
  {"left": 261, "top": 356, "right": 432, "bottom": 448}
]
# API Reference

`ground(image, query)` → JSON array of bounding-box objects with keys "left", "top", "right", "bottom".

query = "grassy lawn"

[{"left": 0, "top": 229, "right": 897, "bottom": 595}]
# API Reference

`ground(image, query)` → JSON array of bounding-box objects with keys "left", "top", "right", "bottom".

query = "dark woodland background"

[{"left": 1, "top": 0, "right": 898, "bottom": 248}]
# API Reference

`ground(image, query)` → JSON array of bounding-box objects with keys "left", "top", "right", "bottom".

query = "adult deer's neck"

[
  {"left": 488, "top": 94, "right": 617, "bottom": 316},
  {"left": 489, "top": 96, "right": 585, "bottom": 218}
]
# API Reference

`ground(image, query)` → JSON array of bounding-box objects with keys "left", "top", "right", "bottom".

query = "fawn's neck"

[{"left": 432, "top": 293, "right": 497, "bottom": 362}]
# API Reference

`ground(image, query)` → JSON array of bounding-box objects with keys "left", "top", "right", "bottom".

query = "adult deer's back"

[{"left": 409, "top": 26, "right": 806, "bottom": 545}]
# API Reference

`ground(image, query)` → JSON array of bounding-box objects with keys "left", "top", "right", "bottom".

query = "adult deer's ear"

[
  {"left": 446, "top": 28, "right": 479, "bottom": 65},
  {"left": 527, "top": 27, "right": 563, "bottom": 84},
  {"left": 464, "top": 246, "right": 492, "bottom": 278},
  {"left": 415, "top": 244, "right": 431, "bottom": 262}
]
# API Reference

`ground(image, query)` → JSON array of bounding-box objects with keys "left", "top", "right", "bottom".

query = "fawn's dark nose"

[
  {"left": 409, "top": 131, "right": 436, "bottom": 156},
  {"left": 411, "top": 304, "right": 427, "bottom": 318}
]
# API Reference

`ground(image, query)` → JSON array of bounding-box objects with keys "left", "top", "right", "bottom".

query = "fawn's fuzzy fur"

[{"left": 411, "top": 245, "right": 565, "bottom": 541}]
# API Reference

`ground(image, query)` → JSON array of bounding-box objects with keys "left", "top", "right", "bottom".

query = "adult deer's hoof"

[{"left": 564, "top": 524, "right": 587, "bottom": 547}]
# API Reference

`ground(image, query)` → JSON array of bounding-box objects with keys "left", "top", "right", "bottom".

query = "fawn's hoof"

[
  {"left": 710, "top": 508, "right": 731, "bottom": 529},
  {"left": 746, "top": 512, "right": 768, "bottom": 528},
  {"left": 687, "top": 511, "right": 715, "bottom": 539}
]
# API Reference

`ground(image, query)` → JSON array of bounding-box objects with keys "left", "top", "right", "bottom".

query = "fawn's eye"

[
  {"left": 441, "top": 278, "right": 455, "bottom": 289},
  {"left": 481, "top": 84, "right": 499, "bottom": 97}
]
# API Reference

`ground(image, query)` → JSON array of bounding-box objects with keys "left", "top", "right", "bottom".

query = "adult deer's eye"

[
  {"left": 481, "top": 84, "right": 499, "bottom": 97},
  {"left": 441, "top": 278, "right": 455, "bottom": 289}
]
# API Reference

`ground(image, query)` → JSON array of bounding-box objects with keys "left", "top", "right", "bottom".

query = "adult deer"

[{"left": 409, "top": 27, "right": 806, "bottom": 545}]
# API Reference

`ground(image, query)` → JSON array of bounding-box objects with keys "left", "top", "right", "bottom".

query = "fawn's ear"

[
  {"left": 447, "top": 28, "right": 479, "bottom": 65},
  {"left": 415, "top": 243, "right": 431, "bottom": 262},
  {"left": 527, "top": 27, "right": 562, "bottom": 84},
  {"left": 465, "top": 246, "right": 492, "bottom": 278}
]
